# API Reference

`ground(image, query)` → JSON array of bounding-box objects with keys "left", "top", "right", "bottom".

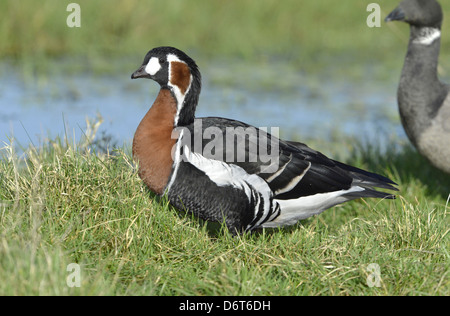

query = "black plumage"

[{"left": 131, "top": 46, "right": 398, "bottom": 234}]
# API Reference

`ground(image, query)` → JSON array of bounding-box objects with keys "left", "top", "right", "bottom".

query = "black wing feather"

[{"left": 180, "top": 117, "right": 397, "bottom": 200}]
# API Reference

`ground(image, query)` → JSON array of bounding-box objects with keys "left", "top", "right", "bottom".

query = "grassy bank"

[
  {"left": 0, "top": 132, "right": 448, "bottom": 295},
  {"left": 1, "top": 0, "right": 449, "bottom": 296},
  {"left": 2, "top": 0, "right": 450, "bottom": 75}
]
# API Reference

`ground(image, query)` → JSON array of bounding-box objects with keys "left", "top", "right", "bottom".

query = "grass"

[
  {"left": 0, "top": 129, "right": 448, "bottom": 296},
  {"left": 1, "top": 0, "right": 449, "bottom": 296},
  {"left": 2, "top": 0, "right": 450, "bottom": 77}
]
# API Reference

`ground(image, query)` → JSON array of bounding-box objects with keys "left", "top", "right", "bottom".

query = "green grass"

[
  {"left": 0, "top": 130, "right": 448, "bottom": 296},
  {"left": 2, "top": 0, "right": 450, "bottom": 77},
  {"left": 1, "top": 0, "right": 449, "bottom": 296}
]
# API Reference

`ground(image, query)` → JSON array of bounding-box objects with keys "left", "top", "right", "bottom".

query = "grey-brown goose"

[{"left": 386, "top": 0, "right": 450, "bottom": 174}]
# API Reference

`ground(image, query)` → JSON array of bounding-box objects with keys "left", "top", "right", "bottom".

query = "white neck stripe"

[
  {"left": 167, "top": 58, "right": 193, "bottom": 126},
  {"left": 413, "top": 27, "right": 441, "bottom": 46}
]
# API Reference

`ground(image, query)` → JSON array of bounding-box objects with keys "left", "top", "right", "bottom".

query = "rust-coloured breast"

[{"left": 132, "top": 89, "right": 178, "bottom": 194}]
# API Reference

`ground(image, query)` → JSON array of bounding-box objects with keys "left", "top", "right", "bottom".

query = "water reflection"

[{"left": 0, "top": 61, "right": 404, "bottom": 154}]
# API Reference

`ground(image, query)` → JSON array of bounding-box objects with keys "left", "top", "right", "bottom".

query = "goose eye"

[{"left": 159, "top": 58, "right": 165, "bottom": 64}]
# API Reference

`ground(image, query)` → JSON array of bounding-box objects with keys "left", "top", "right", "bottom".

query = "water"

[{"left": 0, "top": 60, "right": 405, "bottom": 154}]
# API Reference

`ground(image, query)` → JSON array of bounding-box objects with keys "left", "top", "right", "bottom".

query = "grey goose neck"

[{"left": 398, "top": 24, "right": 449, "bottom": 144}]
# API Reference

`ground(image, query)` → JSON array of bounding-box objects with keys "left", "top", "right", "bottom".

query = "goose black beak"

[
  {"left": 385, "top": 6, "right": 406, "bottom": 22},
  {"left": 131, "top": 65, "right": 151, "bottom": 79}
]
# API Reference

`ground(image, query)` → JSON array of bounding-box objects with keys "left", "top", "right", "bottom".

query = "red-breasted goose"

[
  {"left": 386, "top": 0, "right": 450, "bottom": 174},
  {"left": 131, "top": 46, "right": 398, "bottom": 235}
]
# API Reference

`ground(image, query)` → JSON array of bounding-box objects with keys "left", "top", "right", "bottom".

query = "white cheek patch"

[
  {"left": 413, "top": 27, "right": 441, "bottom": 46},
  {"left": 145, "top": 57, "right": 161, "bottom": 76}
]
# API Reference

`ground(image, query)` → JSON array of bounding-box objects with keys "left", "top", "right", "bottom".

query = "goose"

[
  {"left": 131, "top": 46, "right": 397, "bottom": 234},
  {"left": 386, "top": 0, "right": 450, "bottom": 174}
]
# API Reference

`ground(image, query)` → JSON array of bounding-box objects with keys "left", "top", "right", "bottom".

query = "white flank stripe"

[
  {"left": 183, "top": 146, "right": 274, "bottom": 224},
  {"left": 184, "top": 146, "right": 267, "bottom": 192},
  {"left": 264, "top": 186, "right": 365, "bottom": 228}
]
